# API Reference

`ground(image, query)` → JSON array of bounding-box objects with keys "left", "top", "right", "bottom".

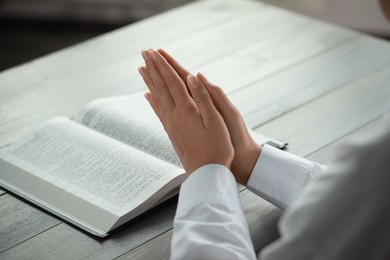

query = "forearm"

[{"left": 171, "top": 164, "right": 256, "bottom": 260}]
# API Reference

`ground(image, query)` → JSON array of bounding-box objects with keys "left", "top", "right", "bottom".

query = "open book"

[{"left": 0, "top": 92, "right": 287, "bottom": 237}]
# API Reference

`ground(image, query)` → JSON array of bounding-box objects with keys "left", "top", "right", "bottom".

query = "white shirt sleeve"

[
  {"left": 260, "top": 127, "right": 390, "bottom": 260},
  {"left": 170, "top": 164, "right": 257, "bottom": 260},
  {"left": 170, "top": 147, "right": 325, "bottom": 260},
  {"left": 247, "top": 144, "right": 325, "bottom": 210}
]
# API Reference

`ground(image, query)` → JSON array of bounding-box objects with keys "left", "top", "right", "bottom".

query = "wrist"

[
  {"left": 233, "top": 144, "right": 262, "bottom": 185},
  {"left": 185, "top": 156, "right": 233, "bottom": 175}
]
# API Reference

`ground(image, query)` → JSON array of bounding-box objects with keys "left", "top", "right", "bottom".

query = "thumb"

[{"left": 187, "top": 75, "right": 219, "bottom": 123}]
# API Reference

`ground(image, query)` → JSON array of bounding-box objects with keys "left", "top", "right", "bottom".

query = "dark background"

[
  {"left": 0, "top": 18, "right": 118, "bottom": 72},
  {"left": 0, "top": 0, "right": 194, "bottom": 72}
]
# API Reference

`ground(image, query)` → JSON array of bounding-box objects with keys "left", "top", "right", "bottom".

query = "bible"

[{"left": 0, "top": 92, "right": 287, "bottom": 237}]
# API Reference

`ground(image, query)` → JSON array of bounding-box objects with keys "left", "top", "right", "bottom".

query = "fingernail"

[
  {"left": 141, "top": 50, "right": 148, "bottom": 61},
  {"left": 188, "top": 75, "right": 199, "bottom": 89},
  {"left": 149, "top": 50, "right": 157, "bottom": 61},
  {"left": 138, "top": 67, "right": 145, "bottom": 77}
]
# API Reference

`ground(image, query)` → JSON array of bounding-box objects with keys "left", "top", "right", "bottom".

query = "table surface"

[{"left": 1, "top": 0, "right": 390, "bottom": 259}]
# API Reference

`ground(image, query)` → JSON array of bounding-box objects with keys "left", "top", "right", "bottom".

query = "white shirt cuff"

[
  {"left": 247, "top": 145, "right": 323, "bottom": 209},
  {"left": 177, "top": 164, "right": 241, "bottom": 216}
]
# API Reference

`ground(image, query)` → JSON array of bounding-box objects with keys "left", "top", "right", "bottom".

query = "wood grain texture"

[
  {"left": 0, "top": 0, "right": 262, "bottom": 147},
  {"left": 0, "top": 197, "right": 179, "bottom": 259},
  {"left": 256, "top": 63, "right": 390, "bottom": 157},
  {"left": 0, "top": 0, "right": 358, "bottom": 148},
  {"left": 231, "top": 37, "right": 390, "bottom": 128},
  {"left": 307, "top": 118, "right": 384, "bottom": 164},
  {"left": 0, "top": 194, "right": 60, "bottom": 253}
]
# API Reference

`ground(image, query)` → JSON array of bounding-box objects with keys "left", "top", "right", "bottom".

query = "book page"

[
  {"left": 0, "top": 117, "right": 184, "bottom": 232},
  {"left": 75, "top": 93, "right": 183, "bottom": 168}
]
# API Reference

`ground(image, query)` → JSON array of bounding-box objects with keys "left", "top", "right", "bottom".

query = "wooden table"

[{"left": 1, "top": 0, "right": 390, "bottom": 259}]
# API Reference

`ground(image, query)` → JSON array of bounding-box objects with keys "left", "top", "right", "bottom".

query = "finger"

[
  {"left": 187, "top": 75, "right": 219, "bottom": 125},
  {"left": 157, "top": 49, "right": 192, "bottom": 84},
  {"left": 144, "top": 92, "right": 165, "bottom": 124},
  {"left": 142, "top": 50, "right": 175, "bottom": 112},
  {"left": 197, "top": 72, "right": 252, "bottom": 141},
  {"left": 197, "top": 72, "right": 238, "bottom": 119},
  {"left": 138, "top": 66, "right": 155, "bottom": 93},
  {"left": 197, "top": 72, "right": 258, "bottom": 154},
  {"left": 150, "top": 49, "right": 193, "bottom": 106},
  {"left": 139, "top": 66, "right": 166, "bottom": 117}
]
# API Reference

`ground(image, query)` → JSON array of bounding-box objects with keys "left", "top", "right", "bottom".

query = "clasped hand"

[{"left": 139, "top": 49, "right": 261, "bottom": 185}]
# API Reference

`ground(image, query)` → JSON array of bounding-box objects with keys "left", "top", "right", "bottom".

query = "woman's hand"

[
  {"left": 197, "top": 73, "right": 262, "bottom": 185},
  {"left": 138, "top": 49, "right": 234, "bottom": 175},
  {"left": 157, "top": 49, "right": 261, "bottom": 185}
]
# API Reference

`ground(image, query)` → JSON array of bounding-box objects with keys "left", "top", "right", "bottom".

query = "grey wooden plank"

[
  {"left": 196, "top": 23, "right": 356, "bottom": 93},
  {"left": 231, "top": 37, "right": 390, "bottom": 128},
  {"left": 256, "top": 64, "right": 390, "bottom": 157},
  {"left": 0, "top": 194, "right": 61, "bottom": 253},
  {"left": 116, "top": 189, "right": 281, "bottom": 260},
  {"left": 0, "top": 1, "right": 357, "bottom": 148},
  {"left": 0, "top": 188, "right": 5, "bottom": 196},
  {"left": 0, "top": 198, "right": 179, "bottom": 260},
  {"left": 240, "top": 190, "right": 282, "bottom": 253},
  {"left": 0, "top": 0, "right": 262, "bottom": 83},
  {"left": 0, "top": 0, "right": 263, "bottom": 148},
  {"left": 156, "top": 4, "right": 311, "bottom": 68},
  {"left": 118, "top": 229, "right": 172, "bottom": 260},
  {"left": 306, "top": 118, "right": 384, "bottom": 164}
]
